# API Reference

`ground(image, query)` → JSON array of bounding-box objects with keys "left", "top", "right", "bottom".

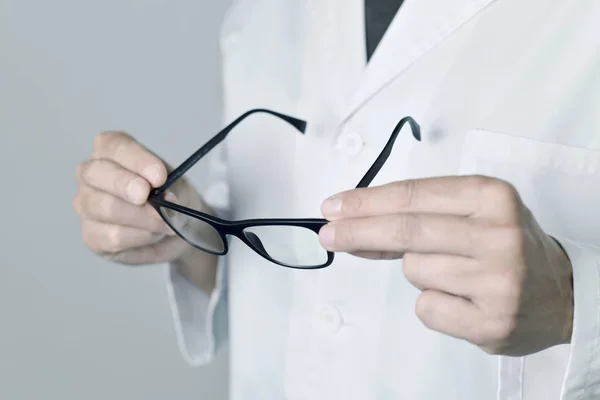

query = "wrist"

[{"left": 551, "top": 236, "right": 574, "bottom": 344}]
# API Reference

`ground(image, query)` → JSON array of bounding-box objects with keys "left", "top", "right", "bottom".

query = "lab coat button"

[
  {"left": 321, "top": 307, "right": 343, "bottom": 333},
  {"left": 222, "top": 30, "right": 241, "bottom": 48},
  {"left": 337, "top": 131, "right": 364, "bottom": 156},
  {"left": 310, "top": 123, "right": 325, "bottom": 137}
]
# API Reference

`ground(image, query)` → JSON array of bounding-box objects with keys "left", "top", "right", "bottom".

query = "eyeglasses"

[{"left": 148, "top": 109, "right": 420, "bottom": 269}]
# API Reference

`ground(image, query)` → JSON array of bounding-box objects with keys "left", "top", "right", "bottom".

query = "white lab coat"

[{"left": 166, "top": 0, "right": 600, "bottom": 399}]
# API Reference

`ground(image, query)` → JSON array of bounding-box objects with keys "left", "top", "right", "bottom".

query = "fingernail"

[
  {"left": 144, "top": 164, "right": 164, "bottom": 187},
  {"left": 321, "top": 195, "right": 342, "bottom": 217},
  {"left": 319, "top": 224, "right": 336, "bottom": 248},
  {"left": 127, "top": 178, "right": 148, "bottom": 204}
]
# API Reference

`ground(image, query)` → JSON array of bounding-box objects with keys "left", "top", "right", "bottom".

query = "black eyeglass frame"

[{"left": 148, "top": 108, "right": 420, "bottom": 269}]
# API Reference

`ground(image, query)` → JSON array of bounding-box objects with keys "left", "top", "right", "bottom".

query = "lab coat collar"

[{"left": 339, "top": 0, "right": 500, "bottom": 123}]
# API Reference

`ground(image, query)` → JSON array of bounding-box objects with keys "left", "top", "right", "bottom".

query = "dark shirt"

[{"left": 365, "top": 0, "right": 405, "bottom": 61}]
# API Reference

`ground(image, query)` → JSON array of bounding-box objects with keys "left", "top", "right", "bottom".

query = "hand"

[
  {"left": 318, "top": 175, "right": 574, "bottom": 356},
  {"left": 73, "top": 131, "right": 207, "bottom": 266}
]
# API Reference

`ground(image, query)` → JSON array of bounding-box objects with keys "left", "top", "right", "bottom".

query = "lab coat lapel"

[{"left": 339, "top": 0, "right": 500, "bottom": 122}]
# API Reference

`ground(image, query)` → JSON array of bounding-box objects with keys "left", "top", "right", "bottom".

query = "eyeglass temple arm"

[
  {"left": 355, "top": 116, "right": 421, "bottom": 189},
  {"left": 159, "top": 108, "right": 307, "bottom": 191}
]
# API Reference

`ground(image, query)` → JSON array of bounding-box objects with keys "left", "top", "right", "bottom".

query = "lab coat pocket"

[{"left": 459, "top": 129, "right": 600, "bottom": 245}]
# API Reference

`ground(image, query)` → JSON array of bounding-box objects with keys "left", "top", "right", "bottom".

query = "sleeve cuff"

[
  {"left": 165, "top": 253, "right": 228, "bottom": 367},
  {"left": 555, "top": 236, "right": 600, "bottom": 399}
]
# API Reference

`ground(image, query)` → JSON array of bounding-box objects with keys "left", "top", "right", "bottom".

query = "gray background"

[{"left": 0, "top": 1, "right": 231, "bottom": 398}]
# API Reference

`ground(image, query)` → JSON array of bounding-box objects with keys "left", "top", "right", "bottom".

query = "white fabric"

[{"left": 167, "top": 0, "right": 600, "bottom": 398}]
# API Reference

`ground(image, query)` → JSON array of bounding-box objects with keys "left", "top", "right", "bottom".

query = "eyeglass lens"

[{"left": 242, "top": 225, "right": 328, "bottom": 268}]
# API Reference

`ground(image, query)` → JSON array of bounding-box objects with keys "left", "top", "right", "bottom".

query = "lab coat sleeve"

[
  {"left": 166, "top": 252, "right": 228, "bottom": 366},
  {"left": 555, "top": 236, "right": 600, "bottom": 399},
  {"left": 165, "top": 142, "right": 231, "bottom": 367}
]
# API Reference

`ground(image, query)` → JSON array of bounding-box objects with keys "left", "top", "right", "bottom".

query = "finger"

[
  {"left": 75, "top": 187, "right": 174, "bottom": 234},
  {"left": 350, "top": 251, "right": 404, "bottom": 260},
  {"left": 78, "top": 159, "right": 152, "bottom": 205},
  {"left": 91, "top": 131, "right": 167, "bottom": 188},
  {"left": 319, "top": 213, "right": 480, "bottom": 256},
  {"left": 415, "top": 290, "right": 482, "bottom": 343},
  {"left": 402, "top": 253, "right": 480, "bottom": 297},
  {"left": 321, "top": 175, "right": 520, "bottom": 222},
  {"left": 103, "top": 235, "right": 191, "bottom": 265},
  {"left": 81, "top": 219, "right": 165, "bottom": 254}
]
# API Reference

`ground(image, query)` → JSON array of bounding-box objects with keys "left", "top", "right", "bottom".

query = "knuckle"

[
  {"left": 476, "top": 175, "right": 520, "bottom": 207},
  {"left": 78, "top": 160, "right": 94, "bottom": 183},
  {"left": 401, "top": 252, "right": 419, "bottom": 280},
  {"left": 393, "top": 214, "right": 420, "bottom": 245},
  {"left": 391, "top": 179, "right": 417, "bottom": 209},
  {"left": 492, "top": 272, "right": 523, "bottom": 313},
  {"left": 80, "top": 225, "right": 100, "bottom": 253},
  {"left": 80, "top": 226, "right": 92, "bottom": 246},
  {"left": 498, "top": 263, "right": 524, "bottom": 291},
  {"left": 470, "top": 316, "right": 516, "bottom": 350},
  {"left": 415, "top": 291, "right": 436, "bottom": 324},
  {"left": 79, "top": 192, "right": 96, "bottom": 218},
  {"left": 93, "top": 131, "right": 117, "bottom": 150},
  {"left": 105, "top": 226, "right": 125, "bottom": 252},
  {"left": 494, "top": 226, "right": 524, "bottom": 252},
  {"left": 468, "top": 221, "right": 487, "bottom": 250},
  {"left": 94, "top": 131, "right": 131, "bottom": 155},
  {"left": 480, "top": 225, "right": 523, "bottom": 255},
  {"left": 480, "top": 345, "right": 503, "bottom": 356},
  {"left": 335, "top": 221, "right": 356, "bottom": 248},
  {"left": 75, "top": 162, "right": 85, "bottom": 181},
  {"left": 95, "top": 193, "right": 119, "bottom": 219},
  {"left": 495, "top": 318, "right": 517, "bottom": 342},
  {"left": 115, "top": 170, "right": 136, "bottom": 197},
  {"left": 466, "top": 324, "right": 488, "bottom": 347},
  {"left": 343, "top": 192, "right": 363, "bottom": 214},
  {"left": 102, "top": 251, "right": 137, "bottom": 265},
  {"left": 471, "top": 175, "right": 497, "bottom": 193},
  {"left": 112, "top": 137, "right": 131, "bottom": 160},
  {"left": 475, "top": 306, "right": 520, "bottom": 350},
  {"left": 72, "top": 194, "right": 82, "bottom": 215},
  {"left": 469, "top": 174, "right": 493, "bottom": 189},
  {"left": 485, "top": 317, "right": 517, "bottom": 345}
]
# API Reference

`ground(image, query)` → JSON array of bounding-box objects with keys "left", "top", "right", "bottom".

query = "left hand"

[{"left": 319, "top": 175, "right": 574, "bottom": 356}]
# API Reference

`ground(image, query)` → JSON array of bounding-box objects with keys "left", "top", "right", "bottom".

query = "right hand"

[{"left": 73, "top": 131, "right": 207, "bottom": 265}]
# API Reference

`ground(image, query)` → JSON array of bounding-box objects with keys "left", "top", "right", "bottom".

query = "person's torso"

[{"left": 217, "top": 0, "right": 600, "bottom": 398}]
